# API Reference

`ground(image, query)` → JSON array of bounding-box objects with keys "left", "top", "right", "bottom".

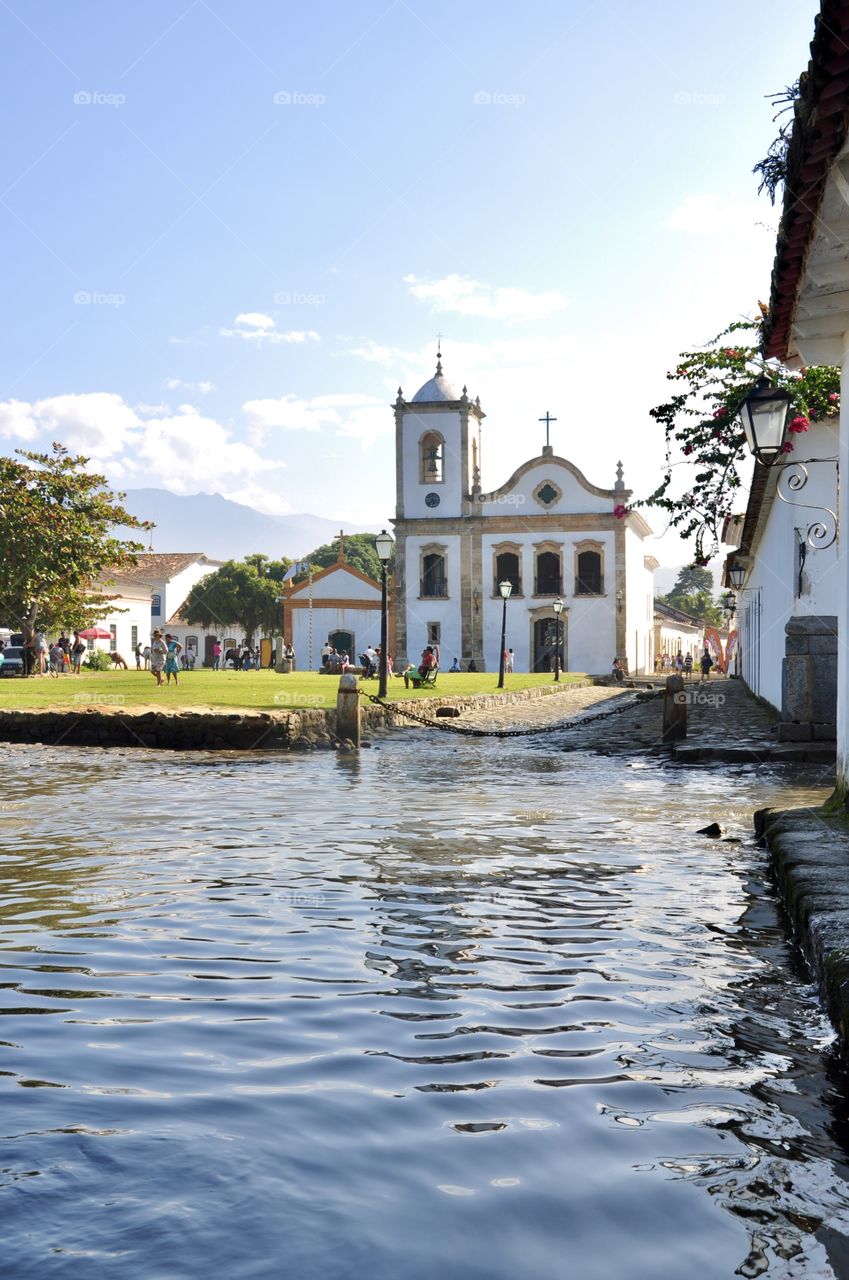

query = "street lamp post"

[
  {"left": 497, "top": 579, "right": 512, "bottom": 689},
  {"left": 552, "top": 597, "right": 563, "bottom": 682},
  {"left": 375, "top": 529, "right": 394, "bottom": 698}
]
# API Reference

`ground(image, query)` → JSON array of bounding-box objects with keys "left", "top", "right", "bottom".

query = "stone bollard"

[
  {"left": 336, "top": 673, "right": 361, "bottom": 749},
  {"left": 663, "top": 673, "right": 687, "bottom": 743}
]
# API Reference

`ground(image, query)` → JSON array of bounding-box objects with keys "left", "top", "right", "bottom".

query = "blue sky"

[{"left": 0, "top": 0, "right": 819, "bottom": 559}]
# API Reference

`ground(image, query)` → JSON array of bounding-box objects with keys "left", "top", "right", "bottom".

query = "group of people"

[
  {"left": 9, "top": 630, "right": 93, "bottom": 676},
  {"left": 655, "top": 650, "right": 715, "bottom": 680},
  {"left": 320, "top": 641, "right": 392, "bottom": 677}
]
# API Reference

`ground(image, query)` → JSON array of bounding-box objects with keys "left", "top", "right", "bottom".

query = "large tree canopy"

[
  {"left": 0, "top": 445, "right": 149, "bottom": 640},
  {"left": 183, "top": 559, "right": 285, "bottom": 644},
  {"left": 298, "top": 532, "right": 383, "bottom": 582}
]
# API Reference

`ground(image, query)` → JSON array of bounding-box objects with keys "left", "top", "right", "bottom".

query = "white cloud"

[
  {"left": 403, "top": 273, "right": 568, "bottom": 321},
  {"left": 234, "top": 312, "right": 275, "bottom": 330},
  {"left": 220, "top": 313, "right": 320, "bottom": 345},
  {"left": 0, "top": 399, "right": 39, "bottom": 440},
  {"left": 664, "top": 194, "right": 773, "bottom": 236},
  {"left": 165, "top": 378, "right": 216, "bottom": 393},
  {"left": 243, "top": 391, "right": 387, "bottom": 445},
  {"left": 23, "top": 392, "right": 142, "bottom": 457}
]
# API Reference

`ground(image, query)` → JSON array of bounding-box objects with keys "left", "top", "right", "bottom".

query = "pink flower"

[
  {"left": 781, "top": 441, "right": 794, "bottom": 453},
  {"left": 788, "top": 415, "right": 809, "bottom": 434},
  {"left": 712, "top": 407, "right": 728, "bottom": 419},
  {"left": 613, "top": 504, "right": 628, "bottom": 519},
  {"left": 829, "top": 391, "right": 839, "bottom": 402}
]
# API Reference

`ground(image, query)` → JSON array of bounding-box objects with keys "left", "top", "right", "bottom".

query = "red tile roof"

[
  {"left": 764, "top": 1, "right": 849, "bottom": 358},
  {"left": 113, "top": 553, "right": 218, "bottom": 582}
]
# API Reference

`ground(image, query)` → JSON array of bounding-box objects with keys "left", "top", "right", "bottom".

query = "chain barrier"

[{"left": 363, "top": 687, "right": 662, "bottom": 739}]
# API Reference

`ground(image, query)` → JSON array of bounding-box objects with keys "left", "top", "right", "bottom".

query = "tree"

[
  {"left": 660, "top": 566, "right": 723, "bottom": 625},
  {"left": 0, "top": 445, "right": 149, "bottom": 654},
  {"left": 183, "top": 559, "right": 281, "bottom": 645},
  {"left": 298, "top": 532, "right": 382, "bottom": 583},
  {"left": 643, "top": 317, "right": 840, "bottom": 565}
]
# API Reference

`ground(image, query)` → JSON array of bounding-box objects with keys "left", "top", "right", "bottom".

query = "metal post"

[
  {"left": 497, "top": 595, "right": 508, "bottom": 689},
  {"left": 379, "top": 563, "right": 389, "bottom": 698},
  {"left": 554, "top": 613, "right": 561, "bottom": 682}
]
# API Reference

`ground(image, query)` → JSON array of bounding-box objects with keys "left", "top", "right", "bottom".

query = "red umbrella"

[{"left": 77, "top": 627, "right": 112, "bottom": 640}]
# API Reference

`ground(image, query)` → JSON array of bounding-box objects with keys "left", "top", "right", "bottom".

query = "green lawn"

[{"left": 0, "top": 668, "right": 589, "bottom": 712}]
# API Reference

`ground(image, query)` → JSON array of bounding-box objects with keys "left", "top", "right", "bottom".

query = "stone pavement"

[
  {"left": 457, "top": 675, "right": 836, "bottom": 765},
  {"left": 455, "top": 682, "right": 633, "bottom": 732}
]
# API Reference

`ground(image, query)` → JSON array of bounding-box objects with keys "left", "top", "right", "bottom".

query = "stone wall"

[
  {"left": 780, "top": 614, "right": 837, "bottom": 741},
  {"left": 0, "top": 679, "right": 597, "bottom": 752}
]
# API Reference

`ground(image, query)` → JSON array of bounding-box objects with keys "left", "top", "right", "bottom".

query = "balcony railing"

[
  {"left": 420, "top": 580, "right": 448, "bottom": 598},
  {"left": 534, "top": 576, "right": 562, "bottom": 596},
  {"left": 574, "top": 577, "right": 604, "bottom": 596}
]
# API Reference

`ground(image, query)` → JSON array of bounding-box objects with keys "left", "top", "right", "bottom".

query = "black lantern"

[
  {"left": 737, "top": 376, "right": 793, "bottom": 466},
  {"left": 728, "top": 562, "right": 745, "bottom": 591}
]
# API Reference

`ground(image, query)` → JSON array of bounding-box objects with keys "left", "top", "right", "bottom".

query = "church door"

[
  {"left": 329, "top": 629, "right": 355, "bottom": 658},
  {"left": 533, "top": 617, "right": 565, "bottom": 673}
]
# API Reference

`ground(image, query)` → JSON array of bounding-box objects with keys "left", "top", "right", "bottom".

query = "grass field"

[{"left": 0, "top": 668, "right": 589, "bottom": 712}]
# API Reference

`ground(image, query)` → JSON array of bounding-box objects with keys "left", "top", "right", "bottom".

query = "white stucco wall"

[
  {"left": 624, "top": 527, "right": 654, "bottom": 674},
  {"left": 737, "top": 420, "right": 839, "bottom": 712},
  {"left": 292, "top": 605, "right": 382, "bottom": 669},
  {"left": 480, "top": 460, "right": 613, "bottom": 516},
  {"left": 836, "top": 349, "right": 849, "bottom": 789},
  {"left": 402, "top": 408, "right": 466, "bottom": 519}
]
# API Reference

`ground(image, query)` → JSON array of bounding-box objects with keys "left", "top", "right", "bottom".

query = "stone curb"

[
  {"left": 757, "top": 805, "right": 849, "bottom": 1051},
  {"left": 0, "top": 681, "right": 599, "bottom": 752}
]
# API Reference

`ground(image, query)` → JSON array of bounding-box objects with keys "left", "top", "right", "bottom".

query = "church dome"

[{"left": 411, "top": 357, "right": 460, "bottom": 403}]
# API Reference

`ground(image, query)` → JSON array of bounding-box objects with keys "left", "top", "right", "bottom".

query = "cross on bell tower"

[{"left": 539, "top": 410, "right": 557, "bottom": 455}]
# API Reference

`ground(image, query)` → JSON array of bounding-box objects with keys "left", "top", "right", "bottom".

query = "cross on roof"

[
  {"left": 337, "top": 530, "right": 346, "bottom": 562},
  {"left": 538, "top": 410, "right": 557, "bottom": 449}
]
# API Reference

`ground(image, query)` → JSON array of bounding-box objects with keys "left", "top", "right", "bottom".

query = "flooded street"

[{"left": 1, "top": 735, "right": 848, "bottom": 1279}]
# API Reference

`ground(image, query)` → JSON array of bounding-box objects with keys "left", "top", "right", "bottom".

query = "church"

[{"left": 392, "top": 353, "right": 656, "bottom": 675}]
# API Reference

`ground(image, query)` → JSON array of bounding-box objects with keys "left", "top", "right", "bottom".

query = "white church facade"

[{"left": 392, "top": 356, "right": 655, "bottom": 675}]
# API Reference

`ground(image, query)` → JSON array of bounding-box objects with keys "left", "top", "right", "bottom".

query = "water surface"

[{"left": 1, "top": 737, "right": 847, "bottom": 1278}]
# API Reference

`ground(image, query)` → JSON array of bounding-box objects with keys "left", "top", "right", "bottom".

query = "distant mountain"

[{"left": 119, "top": 489, "right": 375, "bottom": 560}]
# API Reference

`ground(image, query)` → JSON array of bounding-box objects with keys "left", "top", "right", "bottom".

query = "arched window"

[
  {"left": 575, "top": 547, "right": 604, "bottom": 595},
  {"left": 535, "top": 549, "right": 561, "bottom": 596},
  {"left": 494, "top": 550, "right": 521, "bottom": 596},
  {"left": 421, "top": 551, "right": 448, "bottom": 598},
  {"left": 420, "top": 432, "right": 444, "bottom": 484}
]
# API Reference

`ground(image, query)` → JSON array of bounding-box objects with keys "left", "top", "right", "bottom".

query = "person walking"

[
  {"left": 683, "top": 653, "right": 693, "bottom": 680},
  {"left": 134, "top": 643, "right": 143, "bottom": 670},
  {"left": 150, "top": 630, "right": 167, "bottom": 687},
  {"left": 163, "top": 634, "right": 182, "bottom": 686},
  {"left": 700, "top": 648, "right": 714, "bottom": 682},
  {"left": 212, "top": 640, "right": 221, "bottom": 671}
]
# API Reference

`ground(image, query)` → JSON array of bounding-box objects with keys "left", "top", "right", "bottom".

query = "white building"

[
  {"left": 653, "top": 601, "right": 704, "bottom": 667},
  {"left": 723, "top": 419, "right": 839, "bottom": 730},
  {"left": 113, "top": 553, "right": 224, "bottom": 664},
  {"left": 89, "top": 572, "right": 154, "bottom": 660},
  {"left": 392, "top": 355, "right": 655, "bottom": 673},
  {"left": 283, "top": 556, "right": 385, "bottom": 669}
]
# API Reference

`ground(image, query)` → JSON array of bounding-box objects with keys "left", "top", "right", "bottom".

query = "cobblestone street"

[{"left": 451, "top": 676, "right": 836, "bottom": 767}]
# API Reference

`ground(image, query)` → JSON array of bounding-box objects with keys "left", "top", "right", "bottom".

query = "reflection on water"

[{"left": 0, "top": 739, "right": 847, "bottom": 1278}]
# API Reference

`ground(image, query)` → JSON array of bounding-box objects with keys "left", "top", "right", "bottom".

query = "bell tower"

[{"left": 393, "top": 349, "right": 484, "bottom": 522}]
